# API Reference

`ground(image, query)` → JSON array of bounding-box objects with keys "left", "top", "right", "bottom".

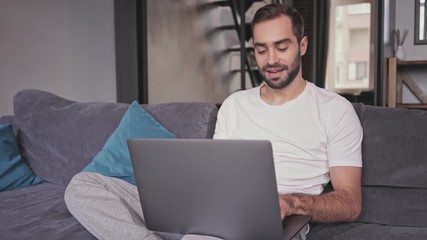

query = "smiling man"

[
  {"left": 214, "top": 4, "right": 363, "bottom": 239},
  {"left": 64, "top": 3, "right": 363, "bottom": 240}
]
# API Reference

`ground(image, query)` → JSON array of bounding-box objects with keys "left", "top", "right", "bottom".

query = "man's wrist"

[
  {"left": 280, "top": 193, "right": 309, "bottom": 216},
  {"left": 280, "top": 194, "right": 298, "bottom": 216}
]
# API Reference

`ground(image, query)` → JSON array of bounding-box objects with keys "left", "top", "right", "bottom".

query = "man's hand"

[
  {"left": 278, "top": 166, "right": 362, "bottom": 223},
  {"left": 279, "top": 196, "right": 290, "bottom": 219},
  {"left": 279, "top": 194, "right": 298, "bottom": 220}
]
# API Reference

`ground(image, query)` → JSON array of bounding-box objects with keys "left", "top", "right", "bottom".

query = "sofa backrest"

[
  {"left": 13, "top": 89, "right": 218, "bottom": 186},
  {"left": 352, "top": 103, "right": 427, "bottom": 227},
  {"left": 0, "top": 116, "right": 17, "bottom": 135},
  {"left": 0, "top": 115, "right": 15, "bottom": 124}
]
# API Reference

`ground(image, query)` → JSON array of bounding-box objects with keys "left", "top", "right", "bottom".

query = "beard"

[{"left": 259, "top": 51, "right": 301, "bottom": 90}]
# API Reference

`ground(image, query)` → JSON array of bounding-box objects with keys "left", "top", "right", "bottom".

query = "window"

[
  {"left": 348, "top": 63, "right": 356, "bottom": 80},
  {"left": 348, "top": 62, "right": 367, "bottom": 81},
  {"left": 348, "top": 3, "right": 371, "bottom": 14},
  {"left": 419, "top": 0, "right": 425, "bottom": 40},
  {"left": 349, "top": 29, "right": 370, "bottom": 48},
  {"left": 356, "top": 62, "right": 367, "bottom": 80},
  {"left": 325, "top": 0, "right": 375, "bottom": 93}
]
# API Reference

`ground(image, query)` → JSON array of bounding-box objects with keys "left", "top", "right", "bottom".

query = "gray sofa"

[
  {"left": 1, "top": 89, "right": 426, "bottom": 239},
  {"left": 308, "top": 103, "right": 427, "bottom": 239},
  {"left": 0, "top": 89, "right": 218, "bottom": 240}
]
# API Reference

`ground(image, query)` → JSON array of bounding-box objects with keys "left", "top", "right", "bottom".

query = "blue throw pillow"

[
  {"left": 0, "top": 124, "right": 43, "bottom": 191},
  {"left": 82, "top": 101, "right": 177, "bottom": 184}
]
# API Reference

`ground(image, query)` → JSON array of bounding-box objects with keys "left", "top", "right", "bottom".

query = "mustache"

[{"left": 262, "top": 63, "right": 288, "bottom": 72}]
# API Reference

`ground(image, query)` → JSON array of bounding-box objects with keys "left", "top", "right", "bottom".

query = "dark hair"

[{"left": 251, "top": 4, "right": 304, "bottom": 43}]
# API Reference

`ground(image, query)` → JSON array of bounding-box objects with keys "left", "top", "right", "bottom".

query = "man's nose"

[{"left": 267, "top": 50, "right": 278, "bottom": 65}]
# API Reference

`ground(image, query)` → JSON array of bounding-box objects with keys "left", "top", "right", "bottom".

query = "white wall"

[
  {"left": 395, "top": 0, "right": 427, "bottom": 60},
  {"left": 0, "top": 0, "right": 116, "bottom": 116},
  {"left": 394, "top": 0, "right": 427, "bottom": 103}
]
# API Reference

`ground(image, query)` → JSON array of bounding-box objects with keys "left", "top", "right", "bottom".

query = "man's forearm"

[{"left": 280, "top": 189, "right": 361, "bottom": 223}]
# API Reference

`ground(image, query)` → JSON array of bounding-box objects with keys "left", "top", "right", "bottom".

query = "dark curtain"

[
  {"left": 311, "top": 0, "right": 330, "bottom": 88},
  {"left": 114, "top": 0, "right": 148, "bottom": 104}
]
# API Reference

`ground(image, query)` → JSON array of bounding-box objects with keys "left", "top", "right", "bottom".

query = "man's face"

[{"left": 253, "top": 15, "right": 306, "bottom": 89}]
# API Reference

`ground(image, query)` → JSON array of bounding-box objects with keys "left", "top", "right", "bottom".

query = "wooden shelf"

[
  {"left": 397, "top": 59, "right": 427, "bottom": 66},
  {"left": 396, "top": 104, "right": 427, "bottom": 109},
  {"left": 387, "top": 57, "right": 427, "bottom": 109}
]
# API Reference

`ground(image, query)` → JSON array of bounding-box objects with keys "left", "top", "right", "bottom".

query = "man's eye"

[
  {"left": 257, "top": 50, "right": 267, "bottom": 55},
  {"left": 278, "top": 48, "right": 288, "bottom": 52}
]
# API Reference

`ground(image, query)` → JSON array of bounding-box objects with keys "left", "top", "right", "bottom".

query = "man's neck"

[{"left": 260, "top": 76, "right": 307, "bottom": 105}]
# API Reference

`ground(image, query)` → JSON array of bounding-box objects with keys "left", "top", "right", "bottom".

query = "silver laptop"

[{"left": 128, "top": 138, "right": 310, "bottom": 240}]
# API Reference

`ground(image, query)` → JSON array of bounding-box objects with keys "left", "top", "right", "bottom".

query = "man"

[
  {"left": 214, "top": 3, "right": 363, "bottom": 226},
  {"left": 65, "top": 3, "right": 362, "bottom": 240}
]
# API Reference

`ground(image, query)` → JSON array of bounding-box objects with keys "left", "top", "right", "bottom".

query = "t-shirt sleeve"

[
  {"left": 213, "top": 97, "right": 232, "bottom": 139},
  {"left": 325, "top": 98, "right": 363, "bottom": 168}
]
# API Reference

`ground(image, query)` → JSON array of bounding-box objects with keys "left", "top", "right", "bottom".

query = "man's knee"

[{"left": 64, "top": 172, "right": 99, "bottom": 210}]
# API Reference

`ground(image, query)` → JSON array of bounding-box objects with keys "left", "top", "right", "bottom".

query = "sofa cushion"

[
  {"left": 308, "top": 222, "right": 427, "bottom": 240},
  {"left": 352, "top": 104, "right": 427, "bottom": 227},
  {"left": 0, "top": 183, "right": 96, "bottom": 240},
  {"left": 358, "top": 186, "right": 427, "bottom": 227},
  {"left": 355, "top": 104, "right": 427, "bottom": 188},
  {"left": 14, "top": 90, "right": 128, "bottom": 186},
  {"left": 82, "top": 101, "right": 176, "bottom": 185},
  {"left": 13, "top": 89, "right": 218, "bottom": 186},
  {"left": 0, "top": 124, "right": 43, "bottom": 191}
]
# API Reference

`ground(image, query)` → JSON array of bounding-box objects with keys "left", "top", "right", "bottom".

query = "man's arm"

[{"left": 279, "top": 166, "right": 362, "bottom": 223}]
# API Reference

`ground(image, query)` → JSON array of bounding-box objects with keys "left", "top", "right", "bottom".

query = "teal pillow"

[
  {"left": 82, "top": 101, "right": 176, "bottom": 184},
  {"left": 0, "top": 124, "right": 43, "bottom": 191}
]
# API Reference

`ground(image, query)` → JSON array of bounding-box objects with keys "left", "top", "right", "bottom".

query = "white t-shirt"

[{"left": 214, "top": 82, "right": 363, "bottom": 195}]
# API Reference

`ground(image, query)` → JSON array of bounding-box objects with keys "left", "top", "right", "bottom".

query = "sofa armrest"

[
  {"left": 0, "top": 115, "right": 15, "bottom": 124},
  {"left": 0, "top": 115, "right": 17, "bottom": 135}
]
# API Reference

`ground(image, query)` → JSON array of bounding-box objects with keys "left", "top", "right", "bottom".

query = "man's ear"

[{"left": 300, "top": 36, "right": 308, "bottom": 56}]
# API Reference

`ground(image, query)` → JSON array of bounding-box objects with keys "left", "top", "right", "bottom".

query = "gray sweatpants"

[{"left": 64, "top": 172, "right": 307, "bottom": 240}]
